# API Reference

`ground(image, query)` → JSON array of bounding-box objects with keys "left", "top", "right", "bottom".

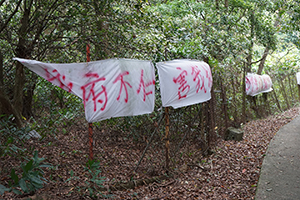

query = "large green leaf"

[
  {"left": 29, "top": 175, "right": 44, "bottom": 185},
  {"left": 10, "top": 169, "right": 19, "bottom": 184},
  {"left": 23, "top": 160, "right": 33, "bottom": 173},
  {"left": 19, "top": 179, "right": 28, "bottom": 193}
]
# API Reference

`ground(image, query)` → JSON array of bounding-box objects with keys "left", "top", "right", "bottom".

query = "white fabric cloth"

[
  {"left": 245, "top": 73, "right": 273, "bottom": 96},
  {"left": 156, "top": 59, "right": 212, "bottom": 108},
  {"left": 296, "top": 72, "right": 300, "bottom": 85},
  {"left": 14, "top": 58, "right": 155, "bottom": 122}
]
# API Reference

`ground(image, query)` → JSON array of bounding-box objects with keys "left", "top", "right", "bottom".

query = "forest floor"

[{"left": 1, "top": 106, "right": 300, "bottom": 200}]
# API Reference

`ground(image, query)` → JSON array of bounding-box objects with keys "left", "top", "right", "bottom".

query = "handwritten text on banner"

[
  {"left": 13, "top": 58, "right": 155, "bottom": 123},
  {"left": 156, "top": 59, "right": 212, "bottom": 108},
  {"left": 245, "top": 73, "right": 273, "bottom": 96}
]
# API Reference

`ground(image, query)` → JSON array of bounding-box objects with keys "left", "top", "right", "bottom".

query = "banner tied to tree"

[
  {"left": 156, "top": 60, "right": 212, "bottom": 108},
  {"left": 13, "top": 58, "right": 213, "bottom": 122},
  {"left": 13, "top": 58, "right": 156, "bottom": 122},
  {"left": 296, "top": 72, "right": 300, "bottom": 85},
  {"left": 245, "top": 73, "right": 273, "bottom": 96}
]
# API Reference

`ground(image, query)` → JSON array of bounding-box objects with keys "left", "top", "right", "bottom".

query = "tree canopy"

[{"left": 0, "top": 0, "right": 299, "bottom": 123}]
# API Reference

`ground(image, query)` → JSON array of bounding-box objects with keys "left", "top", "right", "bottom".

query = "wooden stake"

[
  {"left": 89, "top": 123, "right": 93, "bottom": 160},
  {"left": 165, "top": 107, "right": 170, "bottom": 173},
  {"left": 86, "top": 43, "right": 93, "bottom": 160},
  {"left": 86, "top": 44, "right": 91, "bottom": 62}
]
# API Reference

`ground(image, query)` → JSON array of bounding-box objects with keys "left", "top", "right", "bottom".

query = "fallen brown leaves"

[{"left": 1, "top": 107, "right": 299, "bottom": 199}]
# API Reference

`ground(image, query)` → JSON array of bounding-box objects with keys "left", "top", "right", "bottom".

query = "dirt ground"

[{"left": 1, "top": 106, "right": 299, "bottom": 199}]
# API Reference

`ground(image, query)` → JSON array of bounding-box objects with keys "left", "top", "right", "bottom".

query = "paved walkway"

[{"left": 255, "top": 115, "right": 300, "bottom": 200}]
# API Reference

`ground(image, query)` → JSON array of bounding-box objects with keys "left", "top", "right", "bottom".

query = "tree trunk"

[
  {"left": 225, "top": 0, "right": 228, "bottom": 9},
  {"left": 23, "top": 82, "right": 36, "bottom": 119},
  {"left": 220, "top": 75, "right": 229, "bottom": 129},
  {"left": 13, "top": 1, "right": 31, "bottom": 118},
  {"left": 92, "top": 0, "right": 109, "bottom": 60},
  {"left": 0, "top": 51, "right": 22, "bottom": 127},
  {"left": 0, "top": 50, "right": 4, "bottom": 115},
  {"left": 242, "top": 63, "right": 246, "bottom": 123},
  {"left": 246, "top": 12, "right": 255, "bottom": 73},
  {"left": 0, "top": 51, "right": 2, "bottom": 86},
  {"left": 287, "top": 75, "right": 295, "bottom": 100},
  {"left": 279, "top": 78, "right": 290, "bottom": 109},
  {"left": 211, "top": 86, "right": 216, "bottom": 142},
  {"left": 231, "top": 74, "right": 237, "bottom": 122},
  {"left": 257, "top": 47, "right": 269, "bottom": 75},
  {"left": 272, "top": 88, "right": 282, "bottom": 112},
  {"left": 13, "top": 62, "right": 25, "bottom": 117}
]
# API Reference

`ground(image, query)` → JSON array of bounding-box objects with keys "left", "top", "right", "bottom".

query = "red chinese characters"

[
  {"left": 45, "top": 68, "right": 73, "bottom": 92},
  {"left": 43, "top": 67, "right": 154, "bottom": 113},
  {"left": 173, "top": 64, "right": 212, "bottom": 100},
  {"left": 113, "top": 71, "right": 132, "bottom": 103},
  {"left": 173, "top": 67, "right": 190, "bottom": 99},
  {"left": 81, "top": 73, "right": 107, "bottom": 112},
  {"left": 191, "top": 65, "right": 206, "bottom": 93},
  {"left": 137, "top": 69, "right": 155, "bottom": 101}
]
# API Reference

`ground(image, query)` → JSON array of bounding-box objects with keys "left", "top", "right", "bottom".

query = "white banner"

[
  {"left": 296, "top": 72, "right": 300, "bottom": 85},
  {"left": 14, "top": 58, "right": 155, "bottom": 122},
  {"left": 156, "top": 59, "right": 212, "bottom": 108},
  {"left": 245, "top": 73, "right": 273, "bottom": 96}
]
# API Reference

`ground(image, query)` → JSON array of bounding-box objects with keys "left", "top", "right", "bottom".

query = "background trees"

[
  {"left": 0, "top": 0, "right": 299, "bottom": 150},
  {"left": 1, "top": 0, "right": 300, "bottom": 198}
]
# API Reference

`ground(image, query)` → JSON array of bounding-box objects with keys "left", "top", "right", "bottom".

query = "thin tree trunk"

[
  {"left": 287, "top": 75, "right": 295, "bottom": 100},
  {"left": 231, "top": 75, "right": 237, "bottom": 122},
  {"left": 242, "top": 63, "right": 246, "bottom": 123},
  {"left": 257, "top": 47, "right": 269, "bottom": 75},
  {"left": 225, "top": 0, "right": 228, "bottom": 9},
  {"left": 279, "top": 78, "right": 290, "bottom": 109},
  {"left": 210, "top": 86, "right": 216, "bottom": 144},
  {"left": 205, "top": 101, "right": 210, "bottom": 154},
  {"left": 272, "top": 88, "right": 282, "bottom": 112},
  {"left": 0, "top": 51, "right": 2, "bottom": 86},
  {"left": 220, "top": 75, "right": 229, "bottom": 129},
  {"left": 246, "top": 12, "right": 255, "bottom": 73},
  {"left": 263, "top": 93, "right": 270, "bottom": 116},
  {"left": 0, "top": 50, "right": 4, "bottom": 115}
]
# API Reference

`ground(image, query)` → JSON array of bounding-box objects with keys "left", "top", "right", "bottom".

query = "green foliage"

[
  {"left": 66, "top": 159, "right": 109, "bottom": 199},
  {"left": 0, "top": 151, "right": 51, "bottom": 195},
  {"left": 0, "top": 115, "right": 31, "bottom": 158},
  {"left": 83, "top": 159, "right": 106, "bottom": 198}
]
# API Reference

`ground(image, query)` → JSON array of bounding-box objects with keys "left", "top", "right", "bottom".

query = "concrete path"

[{"left": 255, "top": 115, "right": 300, "bottom": 200}]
